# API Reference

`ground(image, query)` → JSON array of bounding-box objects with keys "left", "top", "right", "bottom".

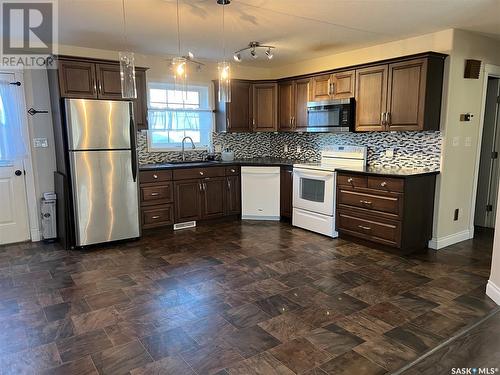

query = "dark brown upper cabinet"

[
  {"left": 278, "top": 81, "right": 294, "bottom": 131},
  {"left": 58, "top": 60, "right": 97, "bottom": 99},
  {"left": 355, "top": 65, "right": 388, "bottom": 132},
  {"left": 253, "top": 82, "right": 278, "bottom": 132},
  {"left": 215, "top": 80, "right": 252, "bottom": 132},
  {"left": 311, "top": 71, "right": 355, "bottom": 102},
  {"left": 331, "top": 70, "right": 355, "bottom": 99},
  {"left": 133, "top": 69, "right": 148, "bottom": 130},
  {"left": 355, "top": 55, "right": 443, "bottom": 132},
  {"left": 278, "top": 78, "right": 311, "bottom": 132},
  {"left": 95, "top": 63, "right": 123, "bottom": 100},
  {"left": 55, "top": 56, "right": 149, "bottom": 130}
]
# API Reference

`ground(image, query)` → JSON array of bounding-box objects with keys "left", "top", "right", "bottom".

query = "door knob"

[{"left": 15, "top": 170, "right": 22, "bottom": 176}]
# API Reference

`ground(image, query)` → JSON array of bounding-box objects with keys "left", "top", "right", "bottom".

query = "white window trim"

[{"left": 147, "top": 82, "right": 214, "bottom": 152}]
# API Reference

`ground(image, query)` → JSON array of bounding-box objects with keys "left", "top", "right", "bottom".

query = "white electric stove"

[{"left": 292, "top": 145, "right": 367, "bottom": 237}]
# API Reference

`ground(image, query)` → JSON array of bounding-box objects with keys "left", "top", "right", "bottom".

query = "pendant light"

[
  {"left": 217, "top": 0, "right": 231, "bottom": 103},
  {"left": 119, "top": 0, "right": 137, "bottom": 99},
  {"left": 172, "top": 0, "right": 187, "bottom": 103}
]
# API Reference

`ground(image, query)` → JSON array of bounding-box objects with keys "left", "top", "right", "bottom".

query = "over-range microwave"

[{"left": 306, "top": 98, "right": 355, "bottom": 132}]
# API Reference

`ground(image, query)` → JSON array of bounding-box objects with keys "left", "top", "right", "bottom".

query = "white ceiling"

[{"left": 58, "top": 0, "right": 500, "bottom": 67}]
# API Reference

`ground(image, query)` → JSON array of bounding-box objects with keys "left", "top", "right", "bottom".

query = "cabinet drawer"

[
  {"left": 225, "top": 166, "right": 240, "bottom": 176},
  {"left": 368, "top": 176, "right": 404, "bottom": 192},
  {"left": 141, "top": 205, "right": 174, "bottom": 228},
  {"left": 139, "top": 170, "right": 172, "bottom": 183},
  {"left": 173, "top": 167, "right": 225, "bottom": 180},
  {"left": 337, "top": 174, "right": 367, "bottom": 188},
  {"left": 337, "top": 188, "right": 402, "bottom": 216},
  {"left": 141, "top": 183, "right": 173, "bottom": 204},
  {"left": 337, "top": 209, "right": 401, "bottom": 247}
]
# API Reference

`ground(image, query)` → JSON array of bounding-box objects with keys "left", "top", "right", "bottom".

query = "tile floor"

[{"left": 0, "top": 221, "right": 497, "bottom": 374}]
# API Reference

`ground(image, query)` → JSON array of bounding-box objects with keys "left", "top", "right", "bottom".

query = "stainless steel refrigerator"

[{"left": 65, "top": 99, "right": 140, "bottom": 246}]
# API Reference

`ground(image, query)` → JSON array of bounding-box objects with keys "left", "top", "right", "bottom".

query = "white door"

[
  {"left": 0, "top": 160, "right": 29, "bottom": 244},
  {"left": 0, "top": 73, "right": 30, "bottom": 244}
]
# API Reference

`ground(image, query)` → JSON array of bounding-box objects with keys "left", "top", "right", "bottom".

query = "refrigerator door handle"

[{"left": 129, "top": 112, "right": 137, "bottom": 182}]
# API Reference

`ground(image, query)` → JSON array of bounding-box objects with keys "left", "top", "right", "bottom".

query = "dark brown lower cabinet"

[
  {"left": 174, "top": 179, "right": 202, "bottom": 222},
  {"left": 201, "top": 177, "right": 226, "bottom": 219},
  {"left": 225, "top": 175, "right": 241, "bottom": 215},
  {"left": 336, "top": 171, "right": 437, "bottom": 253},
  {"left": 280, "top": 167, "right": 293, "bottom": 219}
]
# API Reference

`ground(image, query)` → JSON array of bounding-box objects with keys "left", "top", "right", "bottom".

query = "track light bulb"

[
  {"left": 250, "top": 48, "right": 257, "bottom": 59},
  {"left": 233, "top": 53, "right": 241, "bottom": 62}
]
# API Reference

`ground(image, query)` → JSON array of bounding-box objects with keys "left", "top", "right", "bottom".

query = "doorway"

[
  {"left": 0, "top": 72, "right": 30, "bottom": 244},
  {"left": 475, "top": 77, "right": 500, "bottom": 230}
]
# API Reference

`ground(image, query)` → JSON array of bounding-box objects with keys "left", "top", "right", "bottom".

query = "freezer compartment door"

[
  {"left": 70, "top": 150, "right": 139, "bottom": 246},
  {"left": 66, "top": 99, "right": 132, "bottom": 150}
]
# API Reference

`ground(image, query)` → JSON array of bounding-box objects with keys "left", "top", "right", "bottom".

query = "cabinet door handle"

[
  {"left": 226, "top": 117, "right": 230, "bottom": 129},
  {"left": 152, "top": 174, "right": 158, "bottom": 179},
  {"left": 150, "top": 192, "right": 160, "bottom": 196},
  {"left": 381, "top": 112, "right": 386, "bottom": 125},
  {"left": 227, "top": 179, "right": 231, "bottom": 190},
  {"left": 203, "top": 183, "right": 207, "bottom": 191},
  {"left": 386, "top": 112, "right": 391, "bottom": 125},
  {"left": 230, "top": 168, "right": 236, "bottom": 173},
  {"left": 347, "top": 177, "right": 353, "bottom": 183},
  {"left": 151, "top": 215, "right": 160, "bottom": 220},
  {"left": 359, "top": 200, "right": 372, "bottom": 205},
  {"left": 331, "top": 82, "right": 335, "bottom": 96},
  {"left": 199, "top": 171, "right": 204, "bottom": 176},
  {"left": 380, "top": 181, "right": 387, "bottom": 187},
  {"left": 199, "top": 183, "right": 203, "bottom": 192},
  {"left": 358, "top": 225, "right": 371, "bottom": 231}
]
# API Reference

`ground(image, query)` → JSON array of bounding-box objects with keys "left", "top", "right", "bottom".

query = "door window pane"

[{"left": 300, "top": 178, "right": 325, "bottom": 202}]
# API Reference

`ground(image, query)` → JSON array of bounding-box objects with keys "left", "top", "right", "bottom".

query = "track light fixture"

[{"left": 233, "top": 41, "right": 276, "bottom": 62}]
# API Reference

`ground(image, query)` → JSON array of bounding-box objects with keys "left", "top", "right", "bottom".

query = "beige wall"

[{"left": 433, "top": 30, "right": 500, "bottom": 244}]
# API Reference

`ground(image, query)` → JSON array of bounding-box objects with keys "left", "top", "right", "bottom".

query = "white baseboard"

[
  {"left": 428, "top": 229, "right": 472, "bottom": 250},
  {"left": 30, "top": 228, "right": 41, "bottom": 242},
  {"left": 486, "top": 280, "right": 500, "bottom": 306}
]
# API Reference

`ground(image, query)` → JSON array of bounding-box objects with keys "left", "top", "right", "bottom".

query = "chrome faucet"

[{"left": 181, "top": 136, "right": 196, "bottom": 161}]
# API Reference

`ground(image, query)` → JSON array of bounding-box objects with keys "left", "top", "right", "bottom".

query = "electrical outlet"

[
  {"left": 284, "top": 144, "right": 288, "bottom": 153},
  {"left": 296, "top": 145, "right": 301, "bottom": 153},
  {"left": 385, "top": 148, "right": 394, "bottom": 158},
  {"left": 33, "top": 138, "right": 48, "bottom": 148},
  {"left": 214, "top": 144, "right": 222, "bottom": 153}
]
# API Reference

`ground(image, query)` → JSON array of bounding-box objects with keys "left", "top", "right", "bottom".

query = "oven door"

[{"left": 293, "top": 168, "right": 335, "bottom": 216}]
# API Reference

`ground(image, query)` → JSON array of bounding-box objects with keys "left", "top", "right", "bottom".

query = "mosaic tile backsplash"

[{"left": 138, "top": 130, "right": 442, "bottom": 170}]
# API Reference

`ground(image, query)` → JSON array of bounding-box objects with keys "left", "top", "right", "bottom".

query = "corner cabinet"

[
  {"left": 355, "top": 55, "right": 444, "bottom": 132},
  {"left": 55, "top": 56, "right": 149, "bottom": 130}
]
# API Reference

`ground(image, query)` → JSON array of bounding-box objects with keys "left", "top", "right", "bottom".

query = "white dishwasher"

[{"left": 241, "top": 166, "right": 281, "bottom": 220}]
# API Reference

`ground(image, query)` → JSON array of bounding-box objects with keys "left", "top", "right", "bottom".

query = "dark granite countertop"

[
  {"left": 335, "top": 166, "right": 440, "bottom": 177},
  {"left": 139, "top": 157, "right": 300, "bottom": 171}
]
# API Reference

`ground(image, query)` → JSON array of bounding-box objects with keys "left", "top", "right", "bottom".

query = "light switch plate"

[
  {"left": 385, "top": 148, "right": 394, "bottom": 158},
  {"left": 296, "top": 145, "right": 301, "bottom": 153},
  {"left": 33, "top": 138, "right": 48, "bottom": 148},
  {"left": 284, "top": 144, "right": 288, "bottom": 153},
  {"left": 214, "top": 144, "right": 222, "bottom": 153}
]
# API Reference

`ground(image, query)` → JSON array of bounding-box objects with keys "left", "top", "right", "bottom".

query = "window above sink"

[{"left": 147, "top": 82, "right": 213, "bottom": 152}]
